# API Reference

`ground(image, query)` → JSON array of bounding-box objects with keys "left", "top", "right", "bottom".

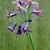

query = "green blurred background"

[{"left": 0, "top": 0, "right": 50, "bottom": 50}]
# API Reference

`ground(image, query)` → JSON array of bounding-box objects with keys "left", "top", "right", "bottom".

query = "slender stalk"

[{"left": 28, "top": 32, "right": 34, "bottom": 50}]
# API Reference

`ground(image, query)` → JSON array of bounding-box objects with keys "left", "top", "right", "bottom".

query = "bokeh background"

[{"left": 0, "top": 0, "right": 50, "bottom": 50}]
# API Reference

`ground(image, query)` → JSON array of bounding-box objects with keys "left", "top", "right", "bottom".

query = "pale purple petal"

[
  {"left": 13, "top": 30, "right": 16, "bottom": 32},
  {"left": 20, "top": 8, "right": 23, "bottom": 15}
]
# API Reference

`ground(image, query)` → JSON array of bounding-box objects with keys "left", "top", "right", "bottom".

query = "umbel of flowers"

[{"left": 6, "top": 0, "right": 43, "bottom": 34}]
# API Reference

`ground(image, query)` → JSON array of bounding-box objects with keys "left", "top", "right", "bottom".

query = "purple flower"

[
  {"left": 8, "top": 26, "right": 16, "bottom": 32},
  {"left": 18, "top": 0, "right": 24, "bottom": 6},
  {"left": 8, "top": 22, "right": 17, "bottom": 32},
  {"left": 14, "top": 0, "right": 25, "bottom": 6},
  {"left": 25, "top": 1, "right": 39, "bottom": 9},
  {"left": 32, "top": 8, "right": 43, "bottom": 16},
  {"left": 12, "top": 0, "right": 27, "bottom": 15}
]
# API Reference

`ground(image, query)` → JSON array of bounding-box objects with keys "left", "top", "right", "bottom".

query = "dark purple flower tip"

[
  {"left": 32, "top": 12, "right": 37, "bottom": 15},
  {"left": 17, "top": 25, "right": 22, "bottom": 34},
  {"left": 8, "top": 26, "right": 16, "bottom": 32},
  {"left": 18, "top": 1, "right": 24, "bottom": 6},
  {"left": 10, "top": 12, "right": 17, "bottom": 17},
  {"left": 28, "top": 29, "right": 32, "bottom": 32},
  {"left": 28, "top": 19, "right": 32, "bottom": 22}
]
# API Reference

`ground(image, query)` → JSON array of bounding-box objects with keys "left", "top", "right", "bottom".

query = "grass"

[{"left": 0, "top": 0, "right": 50, "bottom": 50}]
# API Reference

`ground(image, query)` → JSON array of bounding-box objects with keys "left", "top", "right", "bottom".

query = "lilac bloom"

[
  {"left": 6, "top": 9, "right": 18, "bottom": 17},
  {"left": 32, "top": 7, "right": 43, "bottom": 16},
  {"left": 18, "top": 0, "right": 24, "bottom": 6},
  {"left": 31, "top": 2, "right": 42, "bottom": 16},
  {"left": 24, "top": 18, "right": 32, "bottom": 30},
  {"left": 8, "top": 22, "right": 17, "bottom": 32},
  {"left": 25, "top": 1, "right": 39, "bottom": 9},
  {"left": 12, "top": 0, "right": 27, "bottom": 15},
  {"left": 22, "top": 22, "right": 29, "bottom": 33},
  {"left": 22, "top": 21, "right": 32, "bottom": 33},
  {"left": 23, "top": 20, "right": 30, "bottom": 31},
  {"left": 8, "top": 26, "right": 16, "bottom": 32},
  {"left": 24, "top": 2, "right": 30, "bottom": 8},
  {"left": 12, "top": 0, "right": 24, "bottom": 6},
  {"left": 24, "top": 21, "right": 29, "bottom": 30}
]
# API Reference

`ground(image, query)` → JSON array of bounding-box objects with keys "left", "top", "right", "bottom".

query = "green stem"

[{"left": 28, "top": 32, "right": 34, "bottom": 50}]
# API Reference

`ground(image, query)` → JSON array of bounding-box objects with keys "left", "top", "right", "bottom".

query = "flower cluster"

[{"left": 6, "top": 0, "right": 43, "bottom": 35}]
